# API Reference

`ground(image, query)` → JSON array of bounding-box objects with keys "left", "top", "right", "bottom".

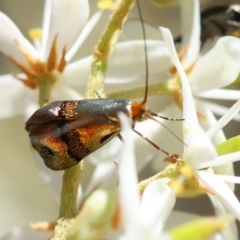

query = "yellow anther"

[
  {"left": 28, "top": 28, "right": 42, "bottom": 41},
  {"left": 183, "top": 124, "right": 189, "bottom": 133},
  {"left": 180, "top": 163, "right": 194, "bottom": 179},
  {"left": 97, "top": 0, "right": 114, "bottom": 10},
  {"left": 169, "top": 179, "right": 184, "bottom": 194}
]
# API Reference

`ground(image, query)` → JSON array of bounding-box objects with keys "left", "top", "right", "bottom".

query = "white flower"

[
  {"left": 138, "top": 0, "right": 240, "bottom": 194},
  {"left": 117, "top": 112, "right": 175, "bottom": 240},
  {"left": 0, "top": 0, "right": 98, "bottom": 236},
  {"left": 161, "top": 26, "right": 240, "bottom": 239},
  {"left": 0, "top": 0, "right": 93, "bottom": 118},
  {"left": 90, "top": 0, "right": 240, "bottom": 181},
  {"left": 180, "top": 0, "right": 240, "bottom": 108},
  {"left": 81, "top": 2, "right": 240, "bottom": 201}
]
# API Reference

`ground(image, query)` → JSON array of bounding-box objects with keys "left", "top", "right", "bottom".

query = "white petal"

[
  {"left": 204, "top": 101, "right": 240, "bottom": 122},
  {"left": 217, "top": 175, "right": 240, "bottom": 184},
  {"left": 0, "top": 74, "right": 37, "bottom": 118},
  {"left": 207, "top": 99, "right": 240, "bottom": 139},
  {"left": 134, "top": 118, "right": 170, "bottom": 172},
  {"left": 88, "top": 137, "right": 122, "bottom": 165},
  {"left": 196, "top": 89, "right": 240, "bottom": 101},
  {"left": 149, "top": 104, "right": 184, "bottom": 172},
  {"left": 28, "top": 152, "right": 63, "bottom": 200},
  {"left": 107, "top": 40, "right": 171, "bottom": 83},
  {"left": 62, "top": 40, "right": 172, "bottom": 86},
  {"left": 140, "top": 179, "right": 175, "bottom": 237},
  {"left": 118, "top": 113, "right": 141, "bottom": 238},
  {"left": 51, "top": 81, "right": 83, "bottom": 100},
  {"left": 195, "top": 100, "right": 226, "bottom": 146},
  {"left": 65, "top": 10, "right": 103, "bottom": 61},
  {"left": 181, "top": 0, "right": 200, "bottom": 67},
  {"left": 0, "top": 12, "right": 37, "bottom": 65},
  {"left": 207, "top": 195, "right": 238, "bottom": 240},
  {"left": 160, "top": 27, "right": 217, "bottom": 166},
  {"left": 189, "top": 37, "right": 240, "bottom": 93},
  {"left": 160, "top": 27, "right": 198, "bottom": 143},
  {"left": 195, "top": 100, "right": 234, "bottom": 190},
  {"left": 197, "top": 151, "right": 240, "bottom": 169},
  {"left": 0, "top": 115, "right": 58, "bottom": 235},
  {"left": 197, "top": 171, "right": 240, "bottom": 220},
  {"left": 84, "top": 161, "right": 117, "bottom": 197},
  {"left": 40, "top": 0, "right": 89, "bottom": 62}
]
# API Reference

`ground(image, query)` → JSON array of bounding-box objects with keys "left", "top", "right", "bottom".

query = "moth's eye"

[{"left": 136, "top": 113, "right": 146, "bottom": 122}]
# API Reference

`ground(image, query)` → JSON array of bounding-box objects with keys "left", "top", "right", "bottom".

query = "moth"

[
  {"left": 25, "top": 1, "right": 183, "bottom": 170},
  {"left": 25, "top": 94, "right": 183, "bottom": 170}
]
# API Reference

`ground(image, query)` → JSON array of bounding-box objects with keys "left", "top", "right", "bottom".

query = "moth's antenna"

[{"left": 136, "top": 0, "right": 148, "bottom": 104}]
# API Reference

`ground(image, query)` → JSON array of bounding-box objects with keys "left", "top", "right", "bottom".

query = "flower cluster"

[{"left": 1, "top": 0, "right": 240, "bottom": 239}]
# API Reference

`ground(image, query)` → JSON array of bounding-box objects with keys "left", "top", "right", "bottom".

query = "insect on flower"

[{"left": 25, "top": 1, "right": 183, "bottom": 170}]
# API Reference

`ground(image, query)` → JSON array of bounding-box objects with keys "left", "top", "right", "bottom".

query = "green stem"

[
  {"left": 52, "top": 219, "right": 75, "bottom": 240},
  {"left": 37, "top": 73, "right": 56, "bottom": 106},
  {"left": 59, "top": 165, "right": 82, "bottom": 218},
  {"left": 86, "top": 0, "right": 136, "bottom": 99},
  {"left": 52, "top": 164, "right": 82, "bottom": 239},
  {"left": 36, "top": 73, "right": 82, "bottom": 238},
  {"left": 52, "top": 1, "right": 137, "bottom": 238},
  {"left": 107, "top": 78, "right": 176, "bottom": 99},
  {"left": 138, "top": 163, "right": 182, "bottom": 195}
]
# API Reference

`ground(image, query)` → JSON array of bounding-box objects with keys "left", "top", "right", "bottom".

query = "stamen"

[
  {"left": 170, "top": 45, "right": 190, "bottom": 74},
  {"left": 47, "top": 34, "right": 58, "bottom": 72},
  {"left": 13, "top": 74, "right": 37, "bottom": 89},
  {"left": 28, "top": 28, "right": 42, "bottom": 40},
  {"left": 97, "top": 0, "right": 114, "bottom": 10},
  {"left": 28, "top": 28, "right": 42, "bottom": 54},
  {"left": 14, "top": 40, "right": 45, "bottom": 74},
  {"left": 30, "top": 221, "right": 56, "bottom": 231},
  {"left": 180, "top": 163, "right": 193, "bottom": 179},
  {"left": 191, "top": 176, "right": 215, "bottom": 195},
  {"left": 57, "top": 45, "right": 67, "bottom": 73},
  {"left": 8, "top": 55, "right": 35, "bottom": 77},
  {"left": 111, "top": 203, "right": 121, "bottom": 229}
]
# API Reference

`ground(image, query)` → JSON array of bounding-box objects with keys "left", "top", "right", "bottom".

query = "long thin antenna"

[
  {"left": 148, "top": 115, "right": 187, "bottom": 147},
  {"left": 136, "top": 0, "right": 148, "bottom": 104}
]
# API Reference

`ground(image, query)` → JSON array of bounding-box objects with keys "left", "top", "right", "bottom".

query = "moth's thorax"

[{"left": 129, "top": 101, "right": 149, "bottom": 122}]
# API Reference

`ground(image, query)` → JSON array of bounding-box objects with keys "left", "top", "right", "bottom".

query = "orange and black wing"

[{"left": 25, "top": 99, "right": 130, "bottom": 170}]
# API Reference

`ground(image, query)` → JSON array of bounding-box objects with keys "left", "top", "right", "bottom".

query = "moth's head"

[{"left": 130, "top": 101, "right": 149, "bottom": 123}]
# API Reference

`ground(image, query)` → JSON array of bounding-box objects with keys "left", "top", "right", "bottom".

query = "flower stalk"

[
  {"left": 37, "top": 73, "right": 56, "bottom": 106},
  {"left": 36, "top": 72, "right": 81, "bottom": 238},
  {"left": 86, "top": 0, "right": 136, "bottom": 98},
  {"left": 107, "top": 76, "right": 181, "bottom": 100},
  {"left": 53, "top": 0, "right": 138, "bottom": 238}
]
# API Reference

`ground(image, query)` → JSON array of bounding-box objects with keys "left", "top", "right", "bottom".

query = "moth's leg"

[
  {"left": 94, "top": 89, "right": 104, "bottom": 99},
  {"left": 132, "top": 128, "right": 179, "bottom": 162},
  {"left": 117, "top": 133, "right": 123, "bottom": 142}
]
